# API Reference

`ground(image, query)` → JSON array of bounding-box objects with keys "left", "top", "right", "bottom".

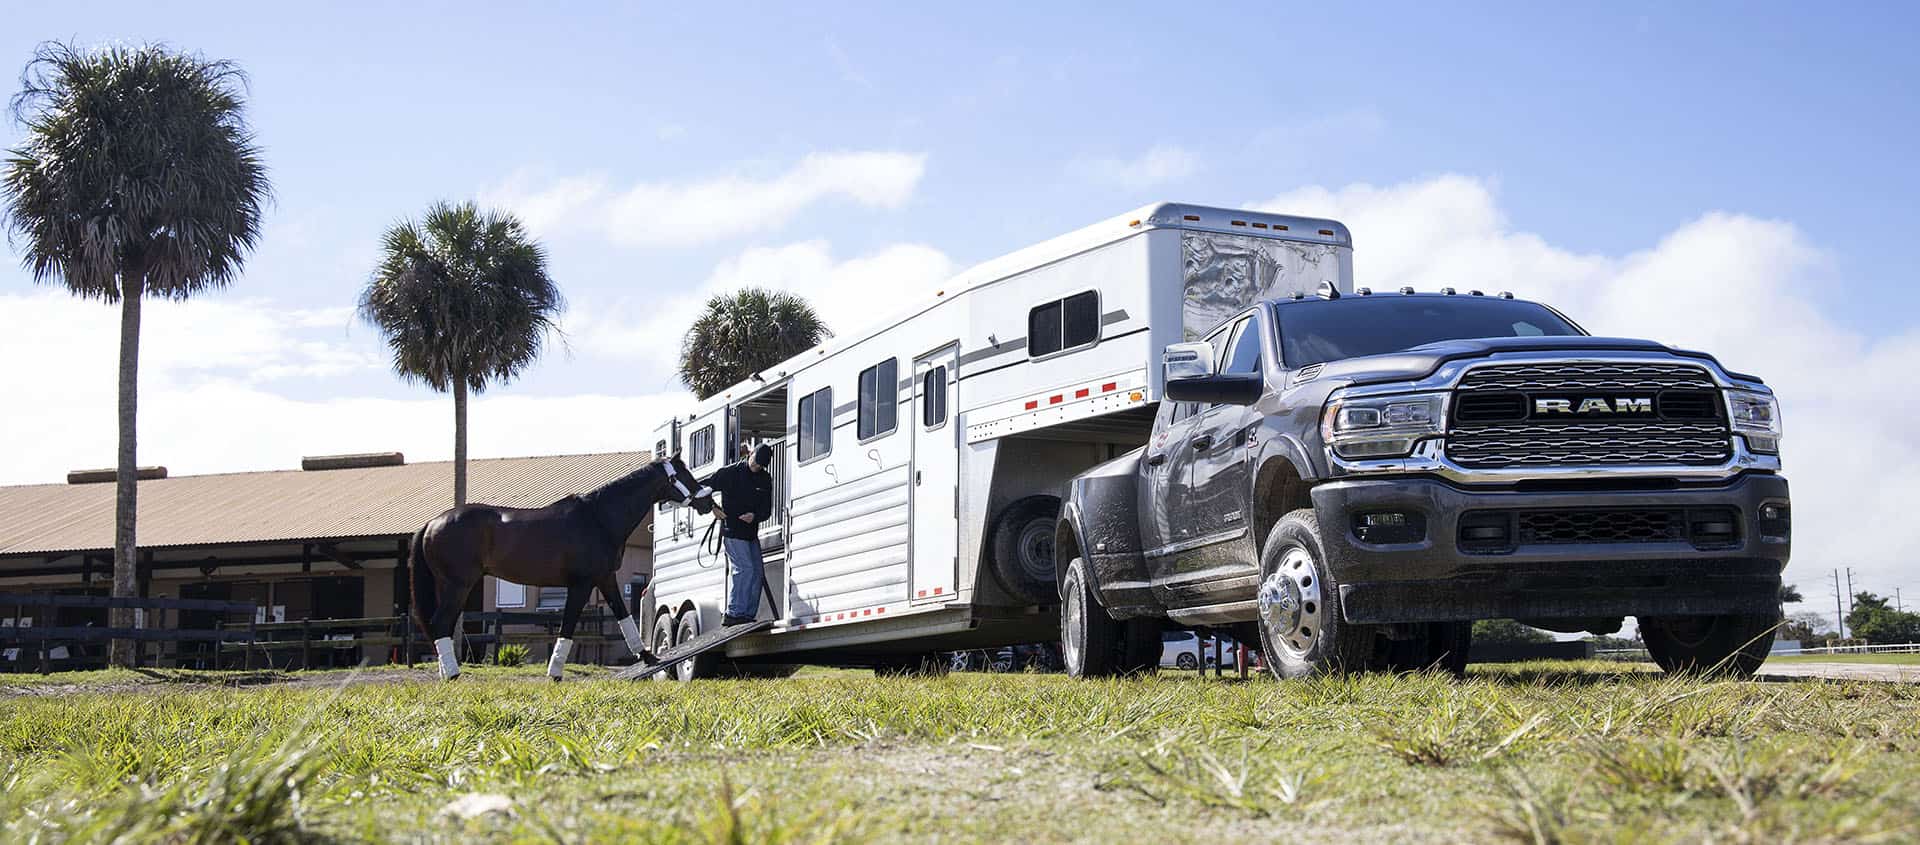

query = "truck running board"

[{"left": 615, "top": 619, "right": 775, "bottom": 681}]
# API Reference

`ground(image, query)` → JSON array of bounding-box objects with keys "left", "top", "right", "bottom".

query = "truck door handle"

[
  {"left": 1145, "top": 452, "right": 1166, "bottom": 466},
  {"left": 1190, "top": 435, "right": 1215, "bottom": 451}
]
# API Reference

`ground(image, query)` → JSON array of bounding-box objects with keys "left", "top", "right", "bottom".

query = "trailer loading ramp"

[{"left": 615, "top": 619, "right": 775, "bottom": 680}]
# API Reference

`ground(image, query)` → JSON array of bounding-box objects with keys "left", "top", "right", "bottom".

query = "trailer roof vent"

[
  {"left": 301, "top": 452, "right": 405, "bottom": 471},
  {"left": 67, "top": 467, "right": 167, "bottom": 484}
]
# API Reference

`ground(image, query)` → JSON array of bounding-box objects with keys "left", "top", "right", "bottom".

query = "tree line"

[{"left": 2, "top": 42, "right": 825, "bottom": 667}]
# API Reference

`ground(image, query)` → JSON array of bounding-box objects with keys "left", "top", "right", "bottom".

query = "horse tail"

[{"left": 408, "top": 523, "right": 435, "bottom": 636}]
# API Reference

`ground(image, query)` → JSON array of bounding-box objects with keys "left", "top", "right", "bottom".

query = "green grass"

[
  {"left": 3, "top": 662, "right": 1917, "bottom": 843},
  {"left": 1768, "top": 652, "right": 1920, "bottom": 665}
]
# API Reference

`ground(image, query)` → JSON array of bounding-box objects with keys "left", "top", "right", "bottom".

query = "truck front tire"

[
  {"left": 1255, "top": 509, "right": 1379, "bottom": 678},
  {"left": 1060, "top": 557, "right": 1158, "bottom": 677},
  {"left": 1639, "top": 612, "right": 1779, "bottom": 678},
  {"left": 991, "top": 496, "right": 1062, "bottom": 604}
]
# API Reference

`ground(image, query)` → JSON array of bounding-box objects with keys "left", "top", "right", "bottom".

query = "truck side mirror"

[
  {"left": 1162, "top": 342, "right": 1215, "bottom": 381},
  {"left": 1166, "top": 374, "right": 1262, "bottom": 405}
]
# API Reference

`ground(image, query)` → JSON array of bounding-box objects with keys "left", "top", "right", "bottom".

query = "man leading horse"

[
  {"left": 703, "top": 443, "right": 776, "bottom": 627},
  {"left": 407, "top": 455, "right": 711, "bottom": 680}
]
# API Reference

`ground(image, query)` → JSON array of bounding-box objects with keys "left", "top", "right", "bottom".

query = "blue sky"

[{"left": 3, "top": 3, "right": 1917, "bottom": 610}]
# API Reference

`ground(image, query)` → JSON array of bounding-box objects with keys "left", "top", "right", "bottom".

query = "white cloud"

[
  {"left": 1255, "top": 176, "right": 1920, "bottom": 612},
  {"left": 0, "top": 291, "right": 689, "bottom": 484},
  {"left": 1071, "top": 144, "right": 1200, "bottom": 191},
  {"left": 480, "top": 151, "right": 928, "bottom": 247},
  {"left": 567, "top": 240, "right": 955, "bottom": 369}
]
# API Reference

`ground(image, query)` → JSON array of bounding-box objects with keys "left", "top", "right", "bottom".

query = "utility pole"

[
  {"left": 1898, "top": 588, "right": 1905, "bottom": 614},
  {"left": 1845, "top": 567, "right": 1856, "bottom": 615},
  {"left": 1832, "top": 568, "right": 1848, "bottom": 640}
]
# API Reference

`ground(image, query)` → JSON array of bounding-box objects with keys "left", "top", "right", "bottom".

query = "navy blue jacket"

[{"left": 701, "top": 461, "right": 773, "bottom": 541}]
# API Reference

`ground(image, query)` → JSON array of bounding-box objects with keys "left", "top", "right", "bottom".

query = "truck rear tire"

[
  {"left": 1639, "top": 612, "right": 1778, "bottom": 678},
  {"left": 1061, "top": 557, "right": 1159, "bottom": 677},
  {"left": 1255, "top": 509, "right": 1379, "bottom": 678},
  {"left": 991, "top": 496, "right": 1061, "bottom": 604}
]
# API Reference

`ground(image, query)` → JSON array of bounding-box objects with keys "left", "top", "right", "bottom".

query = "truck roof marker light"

[
  {"left": 1290, "top": 291, "right": 1305, "bottom": 300},
  {"left": 1399, "top": 286, "right": 1415, "bottom": 295},
  {"left": 1183, "top": 214, "right": 1200, "bottom": 221},
  {"left": 1441, "top": 287, "right": 1457, "bottom": 295},
  {"left": 1316, "top": 281, "right": 1340, "bottom": 300},
  {"left": 1498, "top": 291, "right": 1514, "bottom": 299},
  {"left": 1469, "top": 289, "right": 1484, "bottom": 296},
  {"left": 1357, "top": 287, "right": 1372, "bottom": 296}
]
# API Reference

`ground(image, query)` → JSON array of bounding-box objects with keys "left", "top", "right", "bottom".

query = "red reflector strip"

[
  {"left": 934, "top": 587, "right": 944, "bottom": 595},
  {"left": 1102, "top": 382, "right": 1118, "bottom": 392},
  {"left": 1024, "top": 400, "right": 1038, "bottom": 410},
  {"left": 916, "top": 589, "right": 926, "bottom": 597},
  {"left": 1049, "top": 395, "right": 1063, "bottom": 405},
  {"left": 1075, "top": 388, "right": 1090, "bottom": 398}
]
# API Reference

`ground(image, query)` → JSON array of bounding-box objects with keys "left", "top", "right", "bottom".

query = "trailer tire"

[
  {"left": 991, "top": 495, "right": 1062, "bottom": 604},
  {"left": 650, "top": 611, "right": 677, "bottom": 682},
  {"left": 1254, "top": 510, "right": 1380, "bottom": 679},
  {"left": 673, "top": 608, "right": 721, "bottom": 681},
  {"left": 1060, "top": 557, "right": 1160, "bottom": 677},
  {"left": 1639, "top": 612, "right": 1778, "bottom": 678}
]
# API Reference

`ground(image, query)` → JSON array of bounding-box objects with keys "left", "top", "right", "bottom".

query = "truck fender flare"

[{"left": 1055, "top": 499, "right": 1094, "bottom": 601}]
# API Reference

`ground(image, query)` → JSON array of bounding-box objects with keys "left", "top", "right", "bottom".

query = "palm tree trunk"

[
  {"left": 109, "top": 281, "right": 142, "bottom": 669},
  {"left": 453, "top": 378, "right": 467, "bottom": 506}
]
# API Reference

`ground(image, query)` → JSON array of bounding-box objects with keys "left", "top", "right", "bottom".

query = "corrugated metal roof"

[{"left": 0, "top": 451, "right": 652, "bottom": 557}]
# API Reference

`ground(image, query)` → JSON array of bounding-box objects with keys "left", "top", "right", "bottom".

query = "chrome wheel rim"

[
  {"left": 1061, "top": 567, "right": 1086, "bottom": 673},
  {"left": 1259, "top": 546, "right": 1325, "bottom": 657}
]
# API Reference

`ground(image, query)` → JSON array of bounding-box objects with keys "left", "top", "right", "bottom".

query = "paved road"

[{"left": 1759, "top": 662, "right": 1920, "bottom": 683}]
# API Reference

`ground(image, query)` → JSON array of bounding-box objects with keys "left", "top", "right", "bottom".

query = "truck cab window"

[{"left": 1220, "top": 317, "right": 1261, "bottom": 375}]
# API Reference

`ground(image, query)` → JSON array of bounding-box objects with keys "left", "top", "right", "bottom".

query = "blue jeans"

[{"left": 723, "top": 537, "right": 765, "bottom": 620}]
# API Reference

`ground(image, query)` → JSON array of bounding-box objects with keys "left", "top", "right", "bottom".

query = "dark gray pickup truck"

[{"left": 1054, "top": 287, "right": 1789, "bottom": 679}]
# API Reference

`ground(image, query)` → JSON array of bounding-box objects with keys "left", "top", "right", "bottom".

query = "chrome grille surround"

[{"left": 1446, "top": 361, "right": 1732, "bottom": 470}]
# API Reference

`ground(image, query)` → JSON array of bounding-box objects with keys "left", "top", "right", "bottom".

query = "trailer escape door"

[{"left": 910, "top": 344, "right": 960, "bottom": 603}]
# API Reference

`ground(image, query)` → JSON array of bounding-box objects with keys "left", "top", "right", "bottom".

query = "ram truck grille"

[
  {"left": 1447, "top": 362, "right": 1732, "bottom": 469},
  {"left": 1459, "top": 507, "right": 1741, "bottom": 553}
]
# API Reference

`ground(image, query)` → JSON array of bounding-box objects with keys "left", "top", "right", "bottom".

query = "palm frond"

[{"left": 678, "top": 287, "right": 831, "bottom": 399}]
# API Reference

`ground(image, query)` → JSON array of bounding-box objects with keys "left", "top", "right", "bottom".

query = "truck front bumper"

[{"left": 1310, "top": 473, "right": 1790, "bottom": 624}]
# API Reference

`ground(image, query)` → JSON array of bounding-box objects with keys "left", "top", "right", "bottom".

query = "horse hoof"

[{"left": 549, "top": 675, "right": 562, "bottom": 684}]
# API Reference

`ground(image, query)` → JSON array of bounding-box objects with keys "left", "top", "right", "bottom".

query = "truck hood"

[{"left": 1315, "top": 336, "right": 1762, "bottom": 387}]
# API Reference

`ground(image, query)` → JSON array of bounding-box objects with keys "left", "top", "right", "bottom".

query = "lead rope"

[{"left": 695, "top": 516, "right": 722, "bottom": 569}]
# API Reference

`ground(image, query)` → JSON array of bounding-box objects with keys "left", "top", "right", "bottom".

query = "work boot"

[{"left": 722, "top": 614, "right": 757, "bottom": 627}]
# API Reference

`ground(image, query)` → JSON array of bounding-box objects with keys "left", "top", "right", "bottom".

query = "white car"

[{"left": 1160, "top": 631, "right": 1244, "bottom": 670}]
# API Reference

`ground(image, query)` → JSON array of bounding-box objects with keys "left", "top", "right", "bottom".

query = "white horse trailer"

[{"left": 645, "top": 203, "right": 1353, "bottom": 676}]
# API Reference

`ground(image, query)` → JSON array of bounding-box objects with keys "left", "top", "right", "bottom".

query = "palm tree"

[
  {"left": 359, "top": 201, "right": 561, "bottom": 505},
  {"left": 2, "top": 43, "right": 268, "bottom": 667},
  {"left": 679, "top": 288, "right": 831, "bottom": 399}
]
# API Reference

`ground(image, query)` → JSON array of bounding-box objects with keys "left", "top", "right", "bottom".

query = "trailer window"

[
  {"left": 689, "top": 425, "right": 716, "bottom": 468},
  {"left": 922, "top": 365, "right": 949, "bottom": 428},
  {"left": 1028, "top": 291, "right": 1100, "bottom": 358},
  {"left": 858, "top": 358, "right": 898, "bottom": 440},
  {"left": 798, "top": 387, "right": 832, "bottom": 462}
]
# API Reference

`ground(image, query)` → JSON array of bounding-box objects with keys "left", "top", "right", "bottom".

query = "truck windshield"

[{"left": 1275, "top": 297, "right": 1583, "bottom": 366}]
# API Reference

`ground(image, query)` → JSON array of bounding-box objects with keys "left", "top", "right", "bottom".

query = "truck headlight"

[
  {"left": 1726, "top": 389, "right": 1782, "bottom": 454},
  {"left": 1322, "top": 392, "right": 1447, "bottom": 459}
]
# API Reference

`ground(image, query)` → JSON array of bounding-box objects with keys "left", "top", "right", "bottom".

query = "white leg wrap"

[
  {"left": 547, "top": 638, "right": 574, "bottom": 679},
  {"left": 434, "top": 637, "right": 460, "bottom": 680},
  {"left": 618, "top": 616, "right": 647, "bottom": 656}
]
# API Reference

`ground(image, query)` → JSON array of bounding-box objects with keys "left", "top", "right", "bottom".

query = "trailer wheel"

[
  {"left": 1639, "top": 612, "right": 1778, "bottom": 678},
  {"left": 673, "top": 608, "right": 720, "bottom": 681},
  {"left": 650, "top": 611, "right": 677, "bottom": 682},
  {"left": 1254, "top": 509, "right": 1379, "bottom": 678},
  {"left": 991, "top": 496, "right": 1061, "bottom": 604},
  {"left": 1060, "top": 557, "right": 1160, "bottom": 677}
]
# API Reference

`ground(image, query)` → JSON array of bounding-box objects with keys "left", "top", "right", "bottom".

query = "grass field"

[
  {"left": 1768, "top": 653, "right": 1920, "bottom": 666},
  {"left": 2, "top": 662, "right": 1917, "bottom": 843}
]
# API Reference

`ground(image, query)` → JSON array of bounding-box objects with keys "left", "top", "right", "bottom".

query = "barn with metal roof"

[{"left": 0, "top": 451, "right": 654, "bottom": 671}]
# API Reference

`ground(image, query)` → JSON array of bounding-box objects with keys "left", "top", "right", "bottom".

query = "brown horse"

[{"left": 408, "top": 455, "right": 710, "bottom": 680}]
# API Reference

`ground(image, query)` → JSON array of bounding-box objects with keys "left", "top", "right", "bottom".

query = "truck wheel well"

[
  {"left": 1253, "top": 458, "right": 1313, "bottom": 554},
  {"left": 1054, "top": 519, "right": 1082, "bottom": 595}
]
